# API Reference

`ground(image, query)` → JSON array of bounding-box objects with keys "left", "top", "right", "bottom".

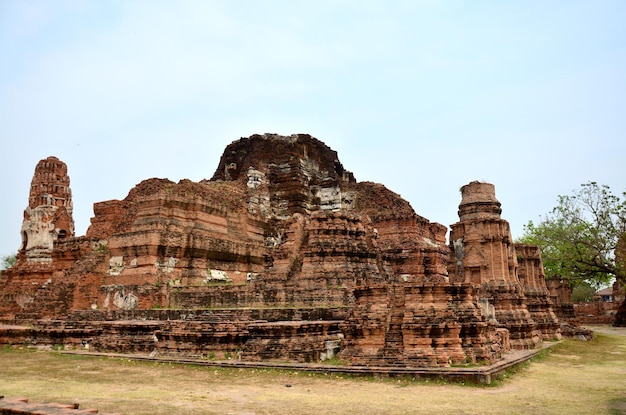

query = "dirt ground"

[
  {"left": 583, "top": 325, "right": 626, "bottom": 336},
  {"left": 1, "top": 326, "right": 625, "bottom": 415}
]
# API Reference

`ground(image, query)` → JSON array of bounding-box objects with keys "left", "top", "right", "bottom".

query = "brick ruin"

[
  {"left": 0, "top": 396, "right": 121, "bottom": 415},
  {"left": 0, "top": 134, "right": 565, "bottom": 367},
  {"left": 20, "top": 156, "right": 75, "bottom": 264}
]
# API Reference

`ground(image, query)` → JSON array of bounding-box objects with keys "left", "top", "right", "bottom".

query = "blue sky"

[{"left": 1, "top": 0, "right": 625, "bottom": 258}]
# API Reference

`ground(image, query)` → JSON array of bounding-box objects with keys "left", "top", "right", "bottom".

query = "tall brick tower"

[
  {"left": 20, "top": 156, "right": 75, "bottom": 263},
  {"left": 449, "top": 181, "right": 541, "bottom": 349},
  {"left": 514, "top": 243, "right": 561, "bottom": 340}
]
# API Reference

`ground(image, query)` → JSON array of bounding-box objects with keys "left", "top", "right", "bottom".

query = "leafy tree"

[
  {"left": 518, "top": 182, "right": 626, "bottom": 290},
  {"left": 1, "top": 253, "right": 16, "bottom": 270},
  {"left": 570, "top": 283, "right": 596, "bottom": 303}
]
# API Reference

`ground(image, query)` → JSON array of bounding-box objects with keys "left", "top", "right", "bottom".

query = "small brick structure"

[
  {"left": 0, "top": 396, "right": 122, "bottom": 415},
  {"left": 573, "top": 301, "right": 619, "bottom": 324}
]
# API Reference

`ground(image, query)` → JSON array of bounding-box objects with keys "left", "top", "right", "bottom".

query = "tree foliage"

[
  {"left": 1, "top": 253, "right": 16, "bottom": 271},
  {"left": 518, "top": 182, "right": 626, "bottom": 289},
  {"left": 570, "top": 283, "right": 596, "bottom": 303}
]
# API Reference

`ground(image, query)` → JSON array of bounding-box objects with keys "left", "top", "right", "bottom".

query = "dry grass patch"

[{"left": 0, "top": 329, "right": 625, "bottom": 415}]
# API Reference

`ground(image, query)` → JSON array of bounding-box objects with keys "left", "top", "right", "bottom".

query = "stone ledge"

[{"left": 60, "top": 341, "right": 558, "bottom": 385}]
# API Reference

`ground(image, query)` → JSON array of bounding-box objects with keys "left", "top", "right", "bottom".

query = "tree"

[
  {"left": 1, "top": 253, "right": 16, "bottom": 271},
  {"left": 570, "top": 283, "right": 596, "bottom": 303},
  {"left": 518, "top": 182, "right": 626, "bottom": 291}
]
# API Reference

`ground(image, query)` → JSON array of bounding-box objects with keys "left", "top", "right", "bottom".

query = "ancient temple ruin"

[{"left": 0, "top": 134, "right": 563, "bottom": 367}]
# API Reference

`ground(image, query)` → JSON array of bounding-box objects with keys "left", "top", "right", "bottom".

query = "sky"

[{"left": 1, "top": 0, "right": 625, "bottom": 258}]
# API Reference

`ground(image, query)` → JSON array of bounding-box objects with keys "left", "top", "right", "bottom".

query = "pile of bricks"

[{"left": 0, "top": 396, "right": 122, "bottom": 415}]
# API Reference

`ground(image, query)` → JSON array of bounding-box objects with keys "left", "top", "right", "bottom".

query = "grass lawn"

[{"left": 0, "top": 328, "right": 625, "bottom": 415}]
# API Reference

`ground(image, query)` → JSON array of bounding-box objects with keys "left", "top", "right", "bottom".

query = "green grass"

[{"left": 0, "top": 330, "right": 625, "bottom": 414}]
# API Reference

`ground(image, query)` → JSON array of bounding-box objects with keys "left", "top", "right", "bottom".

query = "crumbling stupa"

[
  {"left": 20, "top": 156, "right": 74, "bottom": 263},
  {"left": 0, "top": 134, "right": 561, "bottom": 367},
  {"left": 447, "top": 181, "right": 562, "bottom": 348}
]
